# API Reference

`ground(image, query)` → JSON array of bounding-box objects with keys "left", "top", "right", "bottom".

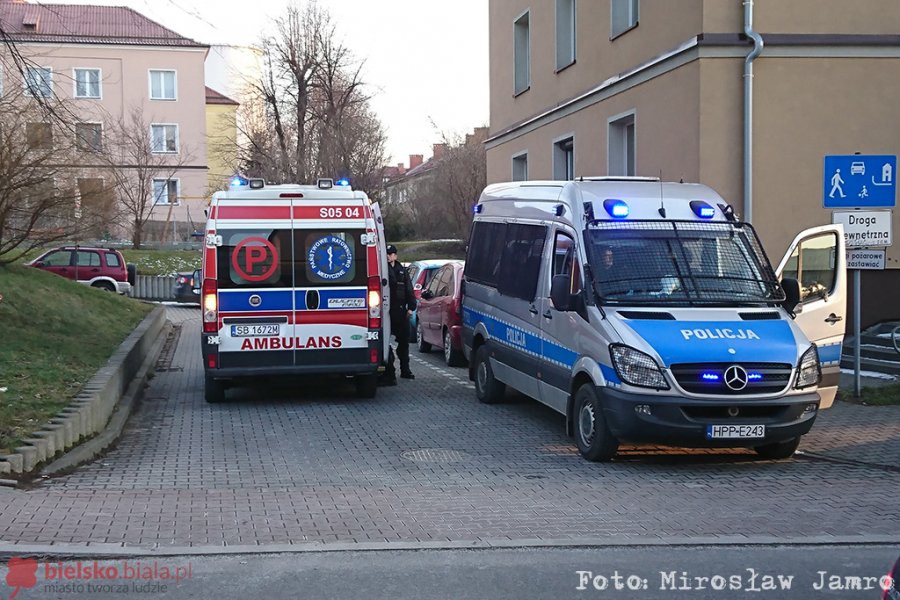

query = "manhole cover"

[{"left": 401, "top": 448, "right": 469, "bottom": 463}]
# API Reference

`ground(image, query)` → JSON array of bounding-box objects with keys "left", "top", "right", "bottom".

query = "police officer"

[{"left": 381, "top": 244, "right": 416, "bottom": 384}]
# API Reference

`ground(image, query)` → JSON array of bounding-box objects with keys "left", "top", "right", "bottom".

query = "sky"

[{"left": 58, "top": 0, "right": 490, "bottom": 166}]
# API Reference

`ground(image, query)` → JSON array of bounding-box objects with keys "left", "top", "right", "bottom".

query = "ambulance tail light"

[
  {"left": 202, "top": 278, "right": 218, "bottom": 333},
  {"left": 367, "top": 276, "right": 382, "bottom": 329}
]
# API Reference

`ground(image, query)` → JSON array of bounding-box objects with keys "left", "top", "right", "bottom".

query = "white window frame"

[
  {"left": 153, "top": 178, "right": 180, "bottom": 206},
  {"left": 611, "top": 0, "right": 639, "bottom": 39},
  {"left": 512, "top": 151, "right": 529, "bottom": 182},
  {"left": 608, "top": 110, "right": 636, "bottom": 177},
  {"left": 73, "top": 68, "right": 102, "bottom": 99},
  {"left": 150, "top": 123, "right": 179, "bottom": 154},
  {"left": 552, "top": 134, "right": 575, "bottom": 180},
  {"left": 556, "top": 0, "right": 576, "bottom": 71},
  {"left": 75, "top": 121, "right": 103, "bottom": 152},
  {"left": 513, "top": 9, "right": 531, "bottom": 96},
  {"left": 24, "top": 66, "right": 52, "bottom": 98},
  {"left": 148, "top": 69, "right": 177, "bottom": 101}
]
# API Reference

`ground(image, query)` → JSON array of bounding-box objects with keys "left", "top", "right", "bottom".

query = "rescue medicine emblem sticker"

[{"left": 308, "top": 235, "right": 353, "bottom": 281}]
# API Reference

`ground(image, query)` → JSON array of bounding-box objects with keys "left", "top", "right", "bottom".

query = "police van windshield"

[{"left": 585, "top": 221, "right": 784, "bottom": 306}]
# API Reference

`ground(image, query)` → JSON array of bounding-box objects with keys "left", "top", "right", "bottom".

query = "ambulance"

[
  {"left": 200, "top": 178, "right": 391, "bottom": 403},
  {"left": 463, "top": 178, "right": 847, "bottom": 461}
]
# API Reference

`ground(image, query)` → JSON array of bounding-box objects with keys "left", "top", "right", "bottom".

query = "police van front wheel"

[
  {"left": 474, "top": 345, "right": 505, "bottom": 404},
  {"left": 574, "top": 384, "right": 618, "bottom": 462},
  {"left": 753, "top": 437, "right": 801, "bottom": 460},
  {"left": 205, "top": 376, "right": 226, "bottom": 404}
]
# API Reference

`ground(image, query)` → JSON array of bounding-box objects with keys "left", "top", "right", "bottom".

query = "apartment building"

[
  {"left": 487, "top": 0, "right": 900, "bottom": 326},
  {"left": 0, "top": 0, "right": 209, "bottom": 241},
  {"left": 205, "top": 86, "right": 239, "bottom": 196}
]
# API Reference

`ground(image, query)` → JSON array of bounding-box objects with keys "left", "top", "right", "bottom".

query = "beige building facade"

[
  {"left": 487, "top": 0, "right": 900, "bottom": 326},
  {"left": 0, "top": 0, "right": 209, "bottom": 241}
]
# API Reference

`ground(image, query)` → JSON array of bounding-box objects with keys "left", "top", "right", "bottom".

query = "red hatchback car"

[
  {"left": 29, "top": 246, "right": 134, "bottom": 294},
  {"left": 415, "top": 260, "right": 466, "bottom": 366}
]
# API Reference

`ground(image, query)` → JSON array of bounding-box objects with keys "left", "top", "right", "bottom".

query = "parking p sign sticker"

[{"left": 824, "top": 155, "right": 896, "bottom": 208}]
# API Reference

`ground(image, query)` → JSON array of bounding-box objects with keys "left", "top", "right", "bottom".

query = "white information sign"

[
  {"left": 846, "top": 249, "right": 886, "bottom": 270},
  {"left": 831, "top": 210, "right": 893, "bottom": 247}
]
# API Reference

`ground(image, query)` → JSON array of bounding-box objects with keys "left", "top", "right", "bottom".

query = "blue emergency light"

[
  {"left": 335, "top": 178, "right": 351, "bottom": 187},
  {"left": 701, "top": 372, "right": 720, "bottom": 381},
  {"left": 230, "top": 176, "right": 249, "bottom": 187},
  {"left": 603, "top": 199, "right": 630, "bottom": 219},
  {"left": 690, "top": 200, "right": 716, "bottom": 219}
]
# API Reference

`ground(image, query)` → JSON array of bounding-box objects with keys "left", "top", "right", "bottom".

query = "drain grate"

[
  {"left": 401, "top": 448, "right": 470, "bottom": 463},
  {"left": 155, "top": 324, "right": 182, "bottom": 372}
]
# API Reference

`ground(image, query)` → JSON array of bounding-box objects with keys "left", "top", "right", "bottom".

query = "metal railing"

[{"left": 130, "top": 275, "right": 176, "bottom": 301}]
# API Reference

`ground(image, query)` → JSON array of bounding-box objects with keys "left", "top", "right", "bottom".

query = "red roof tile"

[
  {"left": 205, "top": 86, "right": 238, "bottom": 106},
  {"left": 0, "top": 1, "right": 206, "bottom": 47}
]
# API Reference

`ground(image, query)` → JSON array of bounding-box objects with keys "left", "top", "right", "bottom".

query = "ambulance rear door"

[{"left": 371, "top": 201, "right": 391, "bottom": 363}]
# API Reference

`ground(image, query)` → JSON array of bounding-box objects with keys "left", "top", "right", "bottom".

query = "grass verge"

[
  {"left": 839, "top": 383, "right": 900, "bottom": 406},
  {"left": 0, "top": 264, "right": 153, "bottom": 452}
]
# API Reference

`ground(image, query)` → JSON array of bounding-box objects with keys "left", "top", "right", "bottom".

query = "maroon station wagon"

[
  {"left": 29, "top": 246, "right": 134, "bottom": 294},
  {"left": 415, "top": 260, "right": 466, "bottom": 367}
]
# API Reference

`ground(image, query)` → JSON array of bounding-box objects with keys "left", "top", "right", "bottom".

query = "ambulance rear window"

[
  {"left": 296, "top": 229, "right": 367, "bottom": 287},
  {"left": 217, "top": 229, "right": 293, "bottom": 289}
]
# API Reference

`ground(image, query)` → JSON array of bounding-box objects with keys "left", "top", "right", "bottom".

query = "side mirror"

[
  {"left": 781, "top": 277, "right": 801, "bottom": 316},
  {"left": 550, "top": 274, "right": 572, "bottom": 311},
  {"left": 421, "top": 290, "right": 434, "bottom": 300}
]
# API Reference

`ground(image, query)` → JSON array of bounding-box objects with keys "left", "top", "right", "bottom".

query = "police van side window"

[
  {"left": 498, "top": 223, "right": 548, "bottom": 302},
  {"left": 465, "top": 221, "right": 507, "bottom": 287},
  {"left": 780, "top": 232, "right": 837, "bottom": 303},
  {"left": 552, "top": 231, "right": 581, "bottom": 294}
]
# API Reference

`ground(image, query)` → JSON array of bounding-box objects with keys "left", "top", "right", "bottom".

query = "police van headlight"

[
  {"left": 795, "top": 345, "right": 821, "bottom": 389},
  {"left": 609, "top": 345, "right": 670, "bottom": 390}
]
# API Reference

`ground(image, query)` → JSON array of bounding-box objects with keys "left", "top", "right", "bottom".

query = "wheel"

[
  {"left": 474, "top": 345, "right": 505, "bottom": 404},
  {"left": 753, "top": 437, "right": 800, "bottom": 460},
  {"left": 354, "top": 374, "right": 378, "bottom": 398},
  {"left": 443, "top": 329, "right": 465, "bottom": 367},
  {"left": 92, "top": 281, "right": 116, "bottom": 292},
  {"left": 205, "top": 375, "right": 226, "bottom": 403},
  {"left": 573, "top": 384, "right": 618, "bottom": 462},
  {"left": 417, "top": 323, "right": 431, "bottom": 352}
]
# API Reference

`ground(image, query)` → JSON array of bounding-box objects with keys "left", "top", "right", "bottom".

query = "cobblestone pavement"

[{"left": 0, "top": 306, "right": 897, "bottom": 548}]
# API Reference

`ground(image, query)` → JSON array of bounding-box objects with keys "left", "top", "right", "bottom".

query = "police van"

[
  {"left": 462, "top": 178, "right": 846, "bottom": 461},
  {"left": 201, "top": 178, "right": 391, "bottom": 403}
]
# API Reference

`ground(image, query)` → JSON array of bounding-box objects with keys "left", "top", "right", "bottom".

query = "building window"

[
  {"left": 150, "top": 124, "right": 178, "bottom": 153},
  {"left": 26, "top": 122, "right": 53, "bottom": 149},
  {"left": 556, "top": 0, "right": 576, "bottom": 71},
  {"left": 74, "top": 68, "right": 101, "bottom": 98},
  {"left": 153, "top": 179, "right": 179, "bottom": 205},
  {"left": 608, "top": 112, "right": 635, "bottom": 176},
  {"left": 514, "top": 10, "right": 530, "bottom": 95},
  {"left": 24, "top": 66, "right": 52, "bottom": 97},
  {"left": 553, "top": 137, "right": 575, "bottom": 180},
  {"left": 149, "top": 70, "right": 176, "bottom": 100},
  {"left": 76, "top": 123, "right": 103, "bottom": 152},
  {"left": 611, "top": 0, "right": 639, "bottom": 38},
  {"left": 512, "top": 152, "right": 528, "bottom": 181}
]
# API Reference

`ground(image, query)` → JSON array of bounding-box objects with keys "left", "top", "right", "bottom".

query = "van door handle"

[
  {"left": 825, "top": 313, "right": 843, "bottom": 324},
  {"left": 542, "top": 310, "right": 552, "bottom": 319},
  {"left": 529, "top": 305, "right": 538, "bottom": 315}
]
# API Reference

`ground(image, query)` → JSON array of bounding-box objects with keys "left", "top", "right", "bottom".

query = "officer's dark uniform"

[{"left": 383, "top": 245, "right": 416, "bottom": 382}]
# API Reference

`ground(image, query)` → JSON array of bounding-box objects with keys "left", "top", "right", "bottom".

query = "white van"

[
  {"left": 462, "top": 178, "right": 846, "bottom": 461},
  {"left": 200, "top": 179, "right": 391, "bottom": 402}
]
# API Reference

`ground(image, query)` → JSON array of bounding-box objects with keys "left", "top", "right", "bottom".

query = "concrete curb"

[
  {"left": 0, "top": 306, "right": 167, "bottom": 478},
  {"left": 0, "top": 534, "right": 897, "bottom": 560}
]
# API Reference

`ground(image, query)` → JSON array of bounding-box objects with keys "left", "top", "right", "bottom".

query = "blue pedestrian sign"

[{"left": 824, "top": 155, "right": 896, "bottom": 208}]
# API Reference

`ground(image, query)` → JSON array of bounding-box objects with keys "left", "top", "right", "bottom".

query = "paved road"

[
  {"left": 0, "top": 307, "right": 898, "bottom": 549},
  {"left": 1, "top": 545, "right": 897, "bottom": 599}
]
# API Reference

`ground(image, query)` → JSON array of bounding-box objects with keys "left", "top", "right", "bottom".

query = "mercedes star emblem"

[{"left": 724, "top": 365, "right": 749, "bottom": 391}]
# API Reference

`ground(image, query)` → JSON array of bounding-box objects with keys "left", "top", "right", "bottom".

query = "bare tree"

[
  {"left": 101, "top": 108, "right": 194, "bottom": 249},
  {"left": 238, "top": 1, "right": 387, "bottom": 196}
]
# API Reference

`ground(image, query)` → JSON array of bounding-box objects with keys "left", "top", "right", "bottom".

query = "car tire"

[
  {"left": 417, "top": 323, "right": 431, "bottom": 353},
  {"left": 92, "top": 281, "right": 116, "bottom": 292},
  {"left": 126, "top": 264, "right": 137, "bottom": 287},
  {"left": 354, "top": 374, "right": 378, "bottom": 399},
  {"left": 443, "top": 329, "right": 465, "bottom": 367},
  {"left": 205, "top": 375, "right": 226, "bottom": 404},
  {"left": 573, "top": 384, "right": 619, "bottom": 462},
  {"left": 474, "top": 344, "right": 505, "bottom": 404},
  {"left": 753, "top": 437, "right": 801, "bottom": 460}
]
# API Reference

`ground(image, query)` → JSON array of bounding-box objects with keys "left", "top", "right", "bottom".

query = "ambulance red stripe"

[{"left": 216, "top": 205, "right": 291, "bottom": 220}]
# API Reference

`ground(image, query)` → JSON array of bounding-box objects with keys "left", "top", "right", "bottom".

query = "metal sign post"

[{"left": 825, "top": 153, "right": 897, "bottom": 399}]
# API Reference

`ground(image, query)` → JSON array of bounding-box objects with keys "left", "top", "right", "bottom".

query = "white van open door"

[
  {"left": 775, "top": 224, "right": 847, "bottom": 408},
  {"left": 370, "top": 202, "right": 391, "bottom": 363}
]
